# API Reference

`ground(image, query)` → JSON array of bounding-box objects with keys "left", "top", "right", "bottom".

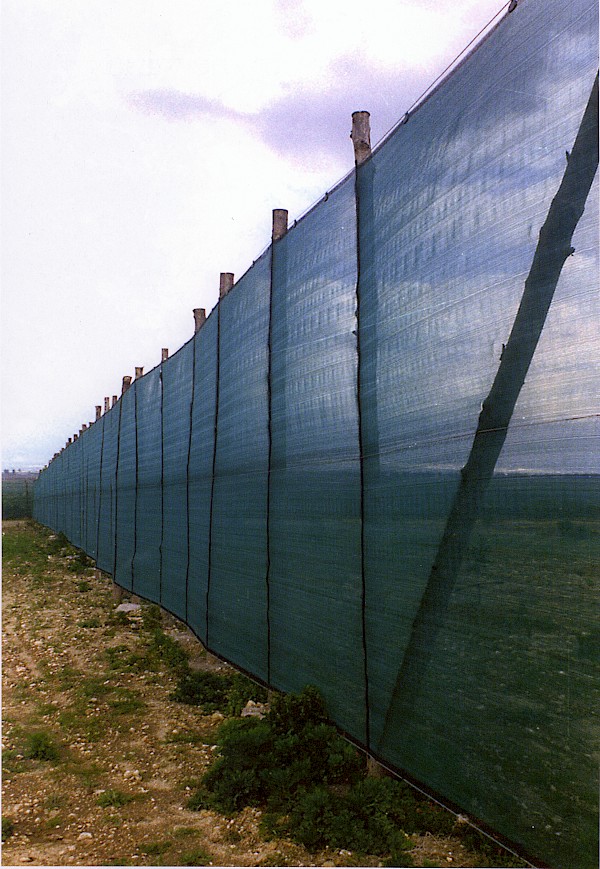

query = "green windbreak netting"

[
  {"left": 83, "top": 419, "right": 102, "bottom": 561},
  {"left": 114, "top": 386, "right": 136, "bottom": 592},
  {"left": 209, "top": 254, "right": 270, "bottom": 680},
  {"left": 96, "top": 407, "right": 118, "bottom": 574},
  {"left": 132, "top": 368, "right": 162, "bottom": 603},
  {"left": 360, "top": 2, "right": 598, "bottom": 865},
  {"left": 188, "top": 312, "right": 218, "bottom": 643},
  {"left": 269, "top": 178, "right": 365, "bottom": 739},
  {"left": 161, "top": 341, "right": 193, "bottom": 621},
  {"left": 33, "top": 0, "right": 598, "bottom": 865}
]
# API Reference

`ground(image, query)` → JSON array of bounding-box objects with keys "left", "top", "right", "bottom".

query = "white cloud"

[{"left": 0, "top": 0, "right": 527, "bottom": 467}]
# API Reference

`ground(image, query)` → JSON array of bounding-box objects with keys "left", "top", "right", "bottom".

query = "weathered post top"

[
  {"left": 81, "top": 424, "right": 87, "bottom": 432},
  {"left": 193, "top": 308, "right": 206, "bottom": 333},
  {"left": 122, "top": 375, "right": 132, "bottom": 395},
  {"left": 112, "top": 395, "right": 118, "bottom": 407},
  {"left": 104, "top": 397, "right": 110, "bottom": 413},
  {"left": 272, "top": 208, "right": 288, "bottom": 241},
  {"left": 135, "top": 366, "right": 143, "bottom": 379},
  {"left": 161, "top": 348, "right": 169, "bottom": 362},
  {"left": 351, "top": 111, "right": 371, "bottom": 165},
  {"left": 219, "top": 273, "right": 234, "bottom": 299},
  {"left": 96, "top": 405, "right": 102, "bottom": 420}
]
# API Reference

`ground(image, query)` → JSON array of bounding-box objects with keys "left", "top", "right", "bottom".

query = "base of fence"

[{"left": 366, "top": 756, "right": 387, "bottom": 778}]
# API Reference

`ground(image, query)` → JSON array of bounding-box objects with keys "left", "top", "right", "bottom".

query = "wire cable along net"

[{"left": 33, "top": 1, "right": 599, "bottom": 865}]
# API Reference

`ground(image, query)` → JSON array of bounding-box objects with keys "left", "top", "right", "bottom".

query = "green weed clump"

[
  {"left": 25, "top": 731, "right": 60, "bottom": 762},
  {"left": 170, "top": 669, "right": 267, "bottom": 716},
  {"left": 180, "top": 846, "right": 213, "bottom": 866},
  {"left": 189, "top": 686, "right": 363, "bottom": 819},
  {"left": 141, "top": 604, "right": 163, "bottom": 631},
  {"left": 97, "top": 789, "right": 132, "bottom": 808},
  {"left": 2, "top": 816, "right": 15, "bottom": 841},
  {"left": 140, "top": 840, "right": 172, "bottom": 856},
  {"left": 188, "top": 686, "right": 525, "bottom": 865},
  {"left": 148, "top": 628, "right": 189, "bottom": 675}
]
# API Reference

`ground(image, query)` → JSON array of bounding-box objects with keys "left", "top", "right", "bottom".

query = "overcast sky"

[{"left": 2, "top": 0, "right": 507, "bottom": 470}]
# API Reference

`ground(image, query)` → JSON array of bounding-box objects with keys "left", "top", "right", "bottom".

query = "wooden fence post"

[
  {"left": 351, "top": 111, "right": 371, "bottom": 165},
  {"left": 193, "top": 309, "right": 206, "bottom": 333},
  {"left": 219, "top": 273, "right": 234, "bottom": 299},
  {"left": 272, "top": 209, "right": 288, "bottom": 241}
]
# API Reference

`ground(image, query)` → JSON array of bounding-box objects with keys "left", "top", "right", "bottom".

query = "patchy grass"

[
  {"left": 97, "top": 789, "right": 134, "bottom": 809},
  {"left": 140, "top": 839, "right": 173, "bottom": 855},
  {"left": 179, "top": 846, "right": 213, "bottom": 866}
]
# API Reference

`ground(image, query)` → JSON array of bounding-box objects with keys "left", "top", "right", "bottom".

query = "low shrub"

[
  {"left": 2, "top": 816, "right": 15, "bottom": 841},
  {"left": 188, "top": 686, "right": 521, "bottom": 864},
  {"left": 25, "top": 731, "right": 60, "bottom": 762}
]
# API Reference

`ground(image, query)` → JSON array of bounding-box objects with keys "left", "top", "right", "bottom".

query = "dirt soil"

[{"left": 2, "top": 520, "right": 507, "bottom": 867}]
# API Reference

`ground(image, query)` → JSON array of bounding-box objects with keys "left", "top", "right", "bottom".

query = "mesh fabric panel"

[
  {"left": 209, "top": 255, "right": 270, "bottom": 680},
  {"left": 132, "top": 368, "right": 162, "bottom": 602},
  {"left": 269, "top": 178, "right": 365, "bottom": 738},
  {"left": 188, "top": 313, "right": 218, "bottom": 643},
  {"left": 114, "top": 388, "right": 136, "bottom": 592},
  {"left": 362, "top": 3, "right": 598, "bottom": 866},
  {"left": 96, "top": 407, "right": 118, "bottom": 574},
  {"left": 83, "top": 420, "right": 102, "bottom": 561},
  {"left": 161, "top": 342, "right": 193, "bottom": 620}
]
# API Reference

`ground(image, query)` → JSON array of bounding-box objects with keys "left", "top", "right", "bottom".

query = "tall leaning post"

[
  {"left": 95, "top": 405, "right": 102, "bottom": 421},
  {"left": 351, "top": 110, "right": 383, "bottom": 778}
]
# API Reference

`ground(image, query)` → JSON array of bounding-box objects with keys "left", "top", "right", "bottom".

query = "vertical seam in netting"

[
  {"left": 159, "top": 364, "right": 165, "bottom": 603},
  {"left": 96, "top": 414, "right": 106, "bottom": 565},
  {"left": 131, "top": 380, "right": 139, "bottom": 592},
  {"left": 354, "top": 161, "right": 372, "bottom": 753},
  {"left": 265, "top": 245, "right": 276, "bottom": 687},
  {"left": 185, "top": 336, "right": 197, "bottom": 623},
  {"left": 112, "top": 396, "right": 124, "bottom": 584},
  {"left": 206, "top": 304, "right": 221, "bottom": 648}
]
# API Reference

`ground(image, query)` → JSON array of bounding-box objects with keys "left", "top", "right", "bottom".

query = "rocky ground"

[{"left": 2, "top": 520, "right": 523, "bottom": 867}]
